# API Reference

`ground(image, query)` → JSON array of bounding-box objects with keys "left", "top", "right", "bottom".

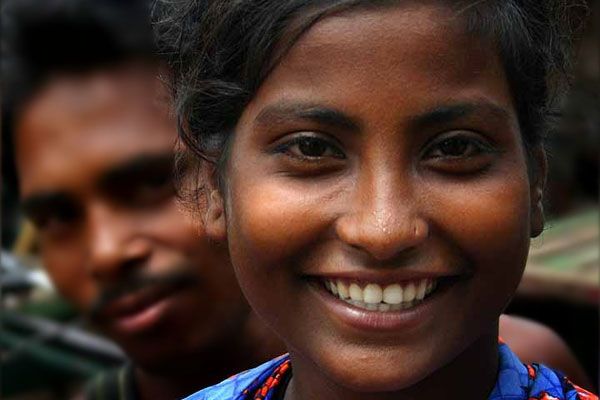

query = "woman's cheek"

[
  {"left": 427, "top": 174, "right": 532, "bottom": 288},
  {"left": 227, "top": 178, "right": 337, "bottom": 270}
]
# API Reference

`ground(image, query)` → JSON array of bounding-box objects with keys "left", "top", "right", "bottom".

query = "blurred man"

[{"left": 2, "top": 1, "right": 282, "bottom": 399}]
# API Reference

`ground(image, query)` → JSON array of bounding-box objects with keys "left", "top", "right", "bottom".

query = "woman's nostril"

[{"left": 335, "top": 212, "right": 429, "bottom": 261}]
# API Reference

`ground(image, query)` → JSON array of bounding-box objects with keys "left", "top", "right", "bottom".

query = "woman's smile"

[
  {"left": 309, "top": 274, "right": 462, "bottom": 332},
  {"left": 321, "top": 277, "right": 438, "bottom": 310}
]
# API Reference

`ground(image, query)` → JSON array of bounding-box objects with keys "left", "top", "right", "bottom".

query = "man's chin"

[{"left": 127, "top": 347, "right": 203, "bottom": 376}]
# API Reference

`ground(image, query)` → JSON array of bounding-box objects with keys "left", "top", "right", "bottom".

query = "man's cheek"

[{"left": 42, "top": 244, "right": 95, "bottom": 309}]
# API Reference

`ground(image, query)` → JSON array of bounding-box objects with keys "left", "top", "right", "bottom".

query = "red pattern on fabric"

[
  {"left": 527, "top": 365, "right": 537, "bottom": 379},
  {"left": 573, "top": 384, "right": 599, "bottom": 400},
  {"left": 528, "top": 394, "right": 560, "bottom": 400},
  {"left": 246, "top": 359, "right": 291, "bottom": 400}
]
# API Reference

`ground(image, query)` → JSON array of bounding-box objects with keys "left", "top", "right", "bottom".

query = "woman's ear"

[
  {"left": 530, "top": 145, "right": 547, "bottom": 238},
  {"left": 201, "top": 163, "right": 227, "bottom": 242},
  {"left": 205, "top": 188, "right": 227, "bottom": 241}
]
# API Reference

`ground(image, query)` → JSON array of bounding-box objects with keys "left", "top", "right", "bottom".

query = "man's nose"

[
  {"left": 334, "top": 168, "right": 429, "bottom": 262},
  {"left": 85, "top": 202, "right": 151, "bottom": 281}
]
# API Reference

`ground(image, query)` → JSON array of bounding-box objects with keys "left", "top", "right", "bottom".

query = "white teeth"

[
  {"left": 323, "top": 278, "right": 439, "bottom": 312},
  {"left": 404, "top": 282, "right": 416, "bottom": 302},
  {"left": 363, "top": 284, "right": 383, "bottom": 304},
  {"left": 349, "top": 283, "right": 363, "bottom": 301},
  {"left": 382, "top": 284, "right": 403, "bottom": 305},
  {"left": 329, "top": 281, "right": 339, "bottom": 295},
  {"left": 337, "top": 281, "right": 349, "bottom": 299},
  {"left": 425, "top": 279, "right": 433, "bottom": 294},
  {"left": 416, "top": 280, "right": 427, "bottom": 300}
]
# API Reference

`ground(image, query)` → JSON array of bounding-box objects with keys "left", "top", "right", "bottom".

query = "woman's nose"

[{"left": 334, "top": 168, "right": 429, "bottom": 261}]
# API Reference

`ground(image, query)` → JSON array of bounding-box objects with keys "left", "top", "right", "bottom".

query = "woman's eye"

[
  {"left": 422, "top": 133, "right": 497, "bottom": 174},
  {"left": 277, "top": 135, "right": 345, "bottom": 160},
  {"left": 297, "top": 137, "right": 329, "bottom": 157},
  {"left": 425, "top": 135, "right": 490, "bottom": 159}
]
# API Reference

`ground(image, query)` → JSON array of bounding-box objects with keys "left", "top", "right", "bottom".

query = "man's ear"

[{"left": 530, "top": 145, "right": 547, "bottom": 238}]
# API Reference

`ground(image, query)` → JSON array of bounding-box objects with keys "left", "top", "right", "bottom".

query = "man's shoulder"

[
  {"left": 183, "top": 355, "right": 289, "bottom": 400},
  {"left": 81, "top": 364, "right": 137, "bottom": 400}
]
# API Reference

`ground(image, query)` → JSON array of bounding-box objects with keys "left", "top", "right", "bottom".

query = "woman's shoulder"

[
  {"left": 499, "top": 314, "right": 592, "bottom": 388},
  {"left": 183, "top": 354, "right": 290, "bottom": 400},
  {"left": 492, "top": 342, "right": 597, "bottom": 400}
]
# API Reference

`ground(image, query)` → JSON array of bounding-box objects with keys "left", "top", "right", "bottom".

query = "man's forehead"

[
  {"left": 15, "top": 68, "right": 177, "bottom": 198},
  {"left": 19, "top": 66, "right": 170, "bottom": 134}
]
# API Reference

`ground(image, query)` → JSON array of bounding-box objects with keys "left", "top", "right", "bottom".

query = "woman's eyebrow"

[
  {"left": 254, "top": 100, "right": 512, "bottom": 134},
  {"left": 409, "top": 101, "right": 513, "bottom": 130},
  {"left": 255, "top": 101, "right": 360, "bottom": 133}
]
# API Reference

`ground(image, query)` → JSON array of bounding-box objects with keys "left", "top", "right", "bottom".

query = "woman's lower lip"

[{"left": 310, "top": 279, "right": 451, "bottom": 332}]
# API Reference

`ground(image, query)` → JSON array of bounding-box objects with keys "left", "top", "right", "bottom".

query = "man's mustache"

[{"left": 89, "top": 268, "right": 198, "bottom": 321}]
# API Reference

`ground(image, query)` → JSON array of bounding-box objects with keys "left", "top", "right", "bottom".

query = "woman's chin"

[
  {"left": 332, "top": 367, "right": 429, "bottom": 393},
  {"left": 314, "top": 351, "right": 437, "bottom": 394}
]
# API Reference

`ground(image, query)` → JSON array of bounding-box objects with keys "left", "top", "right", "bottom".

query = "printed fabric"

[{"left": 184, "top": 343, "right": 597, "bottom": 400}]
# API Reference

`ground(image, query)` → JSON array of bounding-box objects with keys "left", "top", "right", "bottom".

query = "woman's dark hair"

[{"left": 153, "top": 0, "right": 587, "bottom": 199}]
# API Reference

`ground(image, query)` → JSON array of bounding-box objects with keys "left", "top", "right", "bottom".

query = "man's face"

[{"left": 15, "top": 65, "right": 249, "bottom": 372}]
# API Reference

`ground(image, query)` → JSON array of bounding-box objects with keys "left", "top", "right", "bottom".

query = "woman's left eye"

[{"left": 424, "top": 134, "right": 491, "bottom": 159}]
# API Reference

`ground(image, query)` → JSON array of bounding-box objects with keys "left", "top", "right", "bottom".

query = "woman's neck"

[{"left": 285, "top": 331, "right": 500, "bottom": 400}]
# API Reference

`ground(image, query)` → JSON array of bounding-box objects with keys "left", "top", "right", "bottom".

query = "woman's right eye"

[{"left": 275, "top": 135, "right": 345, "bottom": 161}]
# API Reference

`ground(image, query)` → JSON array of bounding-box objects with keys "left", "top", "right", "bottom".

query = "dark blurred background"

[{"left": 505, "top": 0, "right": 599, "bottom": 390}]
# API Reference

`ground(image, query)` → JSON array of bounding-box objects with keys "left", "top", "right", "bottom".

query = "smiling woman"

[{"left": 154, "top": 1, "right": 595, "bottom": 399}]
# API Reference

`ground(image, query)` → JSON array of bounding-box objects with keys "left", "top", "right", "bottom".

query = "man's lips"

[
  {"left": 90, "top": 272, "right": 197, "bottom": 334},
  {"left": 99, "top": 283, "right": 181, "bottom": 322}
]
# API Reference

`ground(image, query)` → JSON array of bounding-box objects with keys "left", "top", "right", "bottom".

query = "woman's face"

[{"left": 211, "top": 4, "right": 544, "bottom": 393}]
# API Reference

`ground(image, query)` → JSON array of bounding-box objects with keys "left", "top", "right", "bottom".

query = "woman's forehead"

[
  {"left": 268, "top": 2, "right": 476, "bottom": 76},
  {"left": 240, "top": 4, "right": 515, "bottom": 131}
]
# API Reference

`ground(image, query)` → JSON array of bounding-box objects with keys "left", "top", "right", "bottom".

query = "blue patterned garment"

[{"left": 184, "top": 343, "right": 596, "bottom": 400}]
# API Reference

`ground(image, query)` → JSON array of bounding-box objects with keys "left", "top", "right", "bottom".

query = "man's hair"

[
  {"left": 1, "top": 0, "right": 155, "bottom": 194},
  {"left": 153, "top": 0, "right": 588, "bottom": 200}
]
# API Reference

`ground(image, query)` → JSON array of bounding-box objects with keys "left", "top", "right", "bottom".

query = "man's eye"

[
  {"left": 30, "top": 209, "right": 80, "bottom": 234},
  {"left": 139, "top": 173, "right": 173, "bottom": 193},
  {"left": 129, "top": 177, "right": 174, "bottom": 206},
  {"left": 277, "top": 135, "right": 345, "bottom": 160}
]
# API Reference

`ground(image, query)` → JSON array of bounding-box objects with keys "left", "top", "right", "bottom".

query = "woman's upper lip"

[{"left": 306, "top": 270, "right": 463, "bottom": 285}]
